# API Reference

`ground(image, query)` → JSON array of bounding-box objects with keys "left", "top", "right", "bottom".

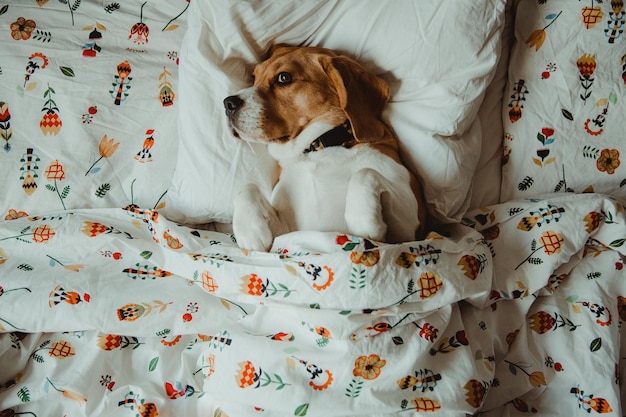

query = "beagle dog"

[{"left": 224, "top": 45, "right": 426, "bottom": 251}]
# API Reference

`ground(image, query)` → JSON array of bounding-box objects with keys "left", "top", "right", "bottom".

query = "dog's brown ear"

[{"left": 319, "top": 55, "right": 389, "bottom": 142}]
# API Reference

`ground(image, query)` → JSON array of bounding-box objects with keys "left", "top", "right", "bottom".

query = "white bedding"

[{"left": 1, "top": 1, "right": 626, "bottom": 416}]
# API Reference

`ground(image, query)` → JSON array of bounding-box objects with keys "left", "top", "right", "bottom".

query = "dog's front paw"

[
  {"left": 233, "top": 184, "right": 276, "bottom": 252},
  {"left": 234, "top": 220, "right": 274, "bottom": 252}
]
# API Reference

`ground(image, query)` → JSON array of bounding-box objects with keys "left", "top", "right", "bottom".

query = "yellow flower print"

[
  {"left": 85, "top": 135, "right": 120, "bottom": 175},
  {"left": 525, "top": 11, "right": 562, "bottom": 51},
  {"left": 10, "top": 17, "right": 36, "bottom": 41},
  {"left": 352, "top": 354, "right": 386, "bottom": 380},
  {"left": 596, "top": 148, "right": 620, "bottom": 175}
]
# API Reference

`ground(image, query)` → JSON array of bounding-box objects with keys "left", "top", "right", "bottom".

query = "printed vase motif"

[
  {"left": 158, "top": 68, "right": 175, "bottom": 107},
  {"left": 605, "top": 1, "right": 625, "bottom": 43},
  {"left": 111, "top": 61, "right": 132, "bottom": 105},
  {"left": 508, "top": 80, "right": 528, "bottom": 123}
]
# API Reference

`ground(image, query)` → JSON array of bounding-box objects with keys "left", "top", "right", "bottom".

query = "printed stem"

[
  {"left": 85, "top": 156, "right": 103, "bottom": 176},
  {"left": 393, "top": 290, "right": 421, "bottom": 306},
  {"left": 162, "top": 2, "right": 189, "bottom": 31},
  {"left": 514, "top": 246, "right": 545, "bottom": 270},
  {"left": 46, "top": 377, "right": 63, "bottom": 392},
  {"left": 504, "top": 360, "right": 532, "bottom": 376},
  {"left": 152, "top": 189, "right": 167, "bottom": 210},
  {"left": 0, "top": 316, "right": 25, "bottom": 330},
  {"left": 55, "top": 179, "right": 67, "bottom": 210},
  {"left": 543, "top": 10, "right": 562, "bottom": 30},
  {"left": 0, "top": 232, "right": 34, "bottom": 242},
  {"left": 47, "top": 254, "right": 65, "bottom": 266}
]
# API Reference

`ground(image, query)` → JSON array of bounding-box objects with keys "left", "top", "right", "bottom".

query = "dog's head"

[{"left": 224, "top": 45, "right": 390, "bottom": 144}]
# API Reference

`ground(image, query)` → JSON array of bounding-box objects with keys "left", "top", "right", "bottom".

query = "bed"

[{"left": 1, "top": 0, "right": 625, "bottom": 416}]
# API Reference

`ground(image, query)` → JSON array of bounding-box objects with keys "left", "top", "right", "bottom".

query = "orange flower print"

[
  {"left": 526, "top": 29, "right": 546, "bottom": 51},
  {"left": 0, "top": 224, "right": 55, "bottom": 243},
  {"left": 540, "top": 230, "right": 564, "bottom": 255},
  {"left": 4, "top": 209, "right": 28, "bottom": 220},
  {"left": 529, "top": 310, "right": 578, "bottom": 333},
  {"left": 577, "top": 53, "right": 597, "bottom": 103},
  {"left": 85, "top": 135, "right": 120, "bottom": 175},
  {"left": 117, "top": 303, "right": 146, "bottom": 321},
  {"left": 32, "top": 224, "right": 55, "bottom": 242},
  {"left": 40, "top": 85, "right": 62, "bottom": 136},
  {"left": 45, "top": 378, "right": 87, "bottom": 406},
  {"left": 49, "top": 340, "right": 76, "bottom": 359},
  {"left": 30, "top": 339, "right": 75, "bottom": 363},
  {"left": 352, "top": 354, "right": 386, "bottom": 380},
  {"left": 418, "top": 272, "right": 443, "bottom": 299},
  {"left": 515, "top": 230, "right": 564, "bottom": 269},
  {"left": 10, "top": 17, "right": 36, "bottom": 41},
  {"left": 239, "top": 274, "right": 293, "bottom": 297},
  {"left": 525, "top": 11, "right": 562, "bottom": 51},
  {"left": 581, "top": 5, "right": 604, "bottom": 29},
  {"left": 129, "top": 2, "right": 149, "bottom": 45},
  {"left": 45, "top": 160, "right": 70, "bottom": 210},
  {"left": 596, "top": 148, "right": 620, "bottom": 174},
  {"left": 45, "top": 160, "right": 65, "bottom": 181},
  {"left": 234, "top": 360, "right": 289, "bottom": 390},
  {"left": 235, "top": 361, "right": 259, "bottom": 388},
  {"left": 416, "top": 322, "right": 439, "bottom": 342},
  {"left": 200, "top": 270, "right": 218, "bottom": 293}
]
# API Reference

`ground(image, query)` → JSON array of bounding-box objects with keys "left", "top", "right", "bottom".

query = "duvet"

[{"left": 1, "top": 193, "right": 625, "bottom": 416}]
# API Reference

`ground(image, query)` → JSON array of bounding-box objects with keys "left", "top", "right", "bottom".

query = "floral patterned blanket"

[{"left": 0, "top": 193, "right": 624, "bottom": 416}]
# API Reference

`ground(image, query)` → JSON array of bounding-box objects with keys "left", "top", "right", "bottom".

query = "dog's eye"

[{"left": 275, "top": 72, "right": 293, "bottom": 85}]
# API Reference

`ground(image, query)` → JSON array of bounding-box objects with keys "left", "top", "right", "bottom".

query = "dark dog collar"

[{"left": 303, "top": 120, "right": 355, "bottom": 153}]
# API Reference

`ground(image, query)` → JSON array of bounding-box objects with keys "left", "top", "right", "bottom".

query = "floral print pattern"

[
  {"left": 502, "top": 0, "right": 626, "bottom": 202},
  {"left": 0, "top": 2, "right": 625, "bottom": 417},
  {"left": 0, "top": 193, "right": 623, "bottom": 415},
  {"left": 0, "top": 1, "right": 184, "bottom": 218}
]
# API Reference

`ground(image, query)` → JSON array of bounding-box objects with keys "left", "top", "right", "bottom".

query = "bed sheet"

[
  {"left": 0, "top": 0, "right": 187, "bottom": 217},
  {"left": 0, "top": 193, "right": 624, "bottom": 416}
]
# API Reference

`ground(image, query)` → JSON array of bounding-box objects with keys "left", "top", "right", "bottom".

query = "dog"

[{"left": 223, "top": 45, "right": 426, "bottom": 251}]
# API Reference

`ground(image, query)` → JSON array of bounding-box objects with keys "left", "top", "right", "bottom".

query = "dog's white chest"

[{"left": 271, "top": 151, "right": 353, "bottom": 233}]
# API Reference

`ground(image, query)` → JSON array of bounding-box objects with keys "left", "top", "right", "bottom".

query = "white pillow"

[
  {"left": 501, "top": 1, "right": 626, "bottom": 202},
  {"left": 165, "top": 0, "right": 506, "bottom": 225}
]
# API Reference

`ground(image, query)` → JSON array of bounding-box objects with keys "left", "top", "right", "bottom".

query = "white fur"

[{"left": 233, "top": 120, "right": 420, "bottom": 251}]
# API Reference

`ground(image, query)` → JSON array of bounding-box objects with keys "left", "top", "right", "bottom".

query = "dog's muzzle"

[{"left": 224, "top": 95, "right": 244, "bottom": 119}]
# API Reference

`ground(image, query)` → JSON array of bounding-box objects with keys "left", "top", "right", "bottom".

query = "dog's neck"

[{"left": 268, "top": 120, "right": 355, "bottom": 162}]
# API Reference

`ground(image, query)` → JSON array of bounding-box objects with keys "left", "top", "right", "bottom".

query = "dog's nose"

[{"left": 224, "top": 95, "right": 244, "bottom": 117}]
